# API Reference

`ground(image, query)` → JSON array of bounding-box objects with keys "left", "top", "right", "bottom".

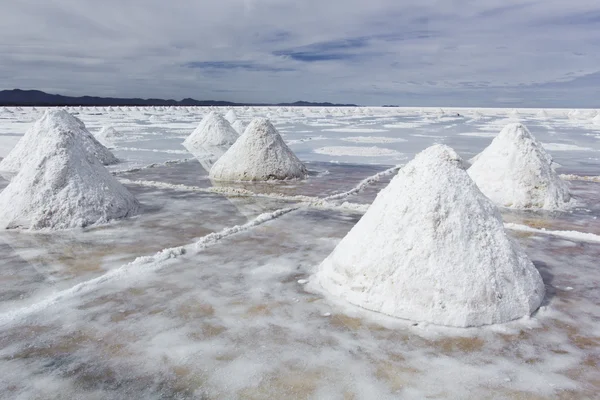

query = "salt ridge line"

[
  {"left": 324, "top": 165, "right": 401, "bottom": 200},
  {"left": 117, "top": 177, "right": 317, "bottom": 202},
  {"left": 111, "top": 158, "right": 196, "bottom": 175},
  {"left": 505, "top": 223, "right": 600, "bottom": 244},
  {"left": 114, "top": 146, "right": 189, "bottom": 155},
  {"left": 0, "top": 207, "right": 298, "bottom": 326},
  {"left": 560, "top": 174, "right": 600, "bottom": 182},
  {"left": 116, "top": 177, "right": 370, "bottom": 213}
]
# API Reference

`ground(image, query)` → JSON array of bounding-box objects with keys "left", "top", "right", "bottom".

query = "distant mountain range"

[{"left": 0, "top": 89, "right": 357, "bottom": 107}]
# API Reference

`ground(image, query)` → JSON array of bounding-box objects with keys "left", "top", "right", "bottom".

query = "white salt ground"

[
  {"left": 322, "top": 127, "right": 389, "bottom": 133},
  {"left": 210, "top": 118, "right": 307, "bottom": 181},
  {"left": 542, "top": 143, "right": 595, "bottom": 152},
  {"left": 468, "top": 123, "right": 571, "bottom": 210},
  {"left": 314, "top": 146, "right": 401, "bottom": 157},
  {"left": 0, "top": 110, "right": 139, "bottom": 230},
  {"left": 313, "top": 144, "right": 545, "bottom": 328},
  {"left": 0, "top": 110, "right": 118, "bottom": 173},
  {"left": 341, "top": 136, "right": 407, "bottom": 144}
]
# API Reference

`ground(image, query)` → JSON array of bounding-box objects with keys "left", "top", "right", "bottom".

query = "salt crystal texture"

[
  {"left": 468, "top": 123, "right": 570, "bottom": 210},
  {"left": 314, "top": 144, "right": 545, "bottom": 328},
  {"left": 0, "top": 110, "right": 118, "bottom": 173},
  {"left": 210, "top": 118, "right": 307, "bottom": 181},
  {"left": 0, "top": 110, "right": 139, "bottom": 230}
]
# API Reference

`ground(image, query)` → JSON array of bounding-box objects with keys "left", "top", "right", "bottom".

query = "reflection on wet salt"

[{"left": 1, "top": 207, "right": 599, "bottom": 398}]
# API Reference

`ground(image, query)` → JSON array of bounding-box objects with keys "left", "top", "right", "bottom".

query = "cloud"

[
  {"left": 0, "top": 0, "right": 599, "bottom": 106},
  {"left": 184, "top": 61, "right": 293, "bottom": 72}
]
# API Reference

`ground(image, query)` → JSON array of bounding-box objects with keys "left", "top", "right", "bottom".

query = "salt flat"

[{"left": 0, "top": 106, "right": 599, "bottom": 399}]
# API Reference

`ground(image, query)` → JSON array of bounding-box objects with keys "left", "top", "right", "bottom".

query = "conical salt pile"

[
  {"left": 182, "top": 111, "right": 240, "bottom": 171},
  {"left": 468, "top": 123, "right": 570, "bottom": 210},
  {"left": 225, "top": 109, "right": 237, "bottom": 124},
  {"left": 592, "top": 113, "right": 600, "bottom": 126},
  {"left": 314, "top": 144, "right": 545, "bottom": 327},
  {"left": 210, "top": 118, "right": 307, "bottom": 181},
  {"left": 0, "top": 110, "right": 139, "bottom": 230},
  {"left": 183, "top": 112, "right": 238, "bottom": 152},
  {"left": 0, "top": 110, "right": 117, "bottom": 174},
  {"left": 231, "top": 119, "right": 246, "bottom": 135},
  {"left": 95, "top": 126, "right": 123, "bottom": 147}
]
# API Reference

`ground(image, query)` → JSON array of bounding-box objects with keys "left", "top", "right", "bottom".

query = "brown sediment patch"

[
  {"left": 214, "top": 352, "right": 238, "bottom": 362},
  {"left": 329, "top": 314, "right": 363, "bottom": 331},
  {"left": 244, "top": 302, "right": 286, "bottom": 318},
  {"left": 162, "top": 364, "right": 208, "bottom": 397},
  {"left": 0, "top": 324, "right": 53, "bottom": 349},
  {"left": 509, "top": 230, "right": 536, "bottom": 239},
  {"left": 426, "top": 336, "right": 486, "bottom": 354},
  {"left": 520, "top": 218, "right": 556, "bottom": 230},
  {"left": 188, "top": 323, "right": 227, "bottom": 340},
  {"left": 176, "top": 302, "right": 215, "bottom": 320},
  {"left": 481, "top": 388, "right": 580, "bottom": 400},
  {"left": 374, "top": 360, "right": 420, "bottom": 392},
  {"left": 237, "top": 367, "right": 325, "bottom": 399}
]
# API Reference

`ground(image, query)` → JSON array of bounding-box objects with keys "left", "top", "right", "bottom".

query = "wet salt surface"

[
  {"left": 0, "top": 108, "right": 600, "bottom": 398},
  {"left": 0, "top": 184, "right": 297, "bottom": 311},
  {"left": 1, "top": 208, "right": 599, "bottom": 399}
]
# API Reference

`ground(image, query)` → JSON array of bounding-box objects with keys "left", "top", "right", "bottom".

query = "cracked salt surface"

[{"left": 0, "top": 107, "right": 599, "bottom": 399}]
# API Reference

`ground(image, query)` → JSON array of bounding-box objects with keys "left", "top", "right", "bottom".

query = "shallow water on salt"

[{"left": 0, "top": 107, "right": 599, "bottom": 399}]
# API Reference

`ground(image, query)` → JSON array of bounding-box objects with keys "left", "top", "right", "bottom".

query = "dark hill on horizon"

[{"left": 0, "top": 89, "right": 357, "bottom": 107}]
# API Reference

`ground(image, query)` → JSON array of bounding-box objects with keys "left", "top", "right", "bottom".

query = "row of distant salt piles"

[
  {"left": 0, "top": 110, "right": 139, "bottom": 230},
  {"left": 183, "top": 109, "right": 307, "bottom": 181},
  {"left": 313, "top": 123, "right": 571, "bottom": 327}
]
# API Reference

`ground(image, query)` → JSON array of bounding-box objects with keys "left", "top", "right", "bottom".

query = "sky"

[{"left": 1, "top": 0, "right": 599, "bottom": 106}]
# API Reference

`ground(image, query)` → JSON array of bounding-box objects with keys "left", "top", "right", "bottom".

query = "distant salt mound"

[
  {"left": 210, "top": 118, "right": 307, "bottom": 181},
  {"left": 225, "top": 109, "right": 237, "bottom": 124},
  {"left": 536, "top": 109, "right": 549, "bottom": 119},
  {"left": 592, "top": 113, "right": 600, "bottom": 125},
  {"left": 183, "top": 112, "right": 239, "bottom": 171},
  {"left": 468, "top": 123, "right": 570, "bottom": 210},
  {"left": 95, "top": 126, "right": 123, "bottom": 147},
  {"left": 184, "top": 111, "right": 239, "bottom": 150},
  {"left": 0, "top": 110, "right": 139, "bottom": 230},
  {"left": 231, "top": 119, "right": 246, "bottom": 135},
  {"left": 0, "top": 110, "right": 117, "bottom": 174},
  {"left": 314, "top": 144, "right": 545, "bottom": 328}
]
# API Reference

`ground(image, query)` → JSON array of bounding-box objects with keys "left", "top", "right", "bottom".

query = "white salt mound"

[
  {"left": 95, "top": 126, "right": 123, "bottom": 147},
  {"left": 183, "top": 111, "right": 239, "bottom": 152},
  {"left": 210, "top": 118, "right": 307, "bottom": 181},
  {"left": 314, "top": 144, "right": 545, "bottom": 328},
  {"left": 224, "top": 109, "right": 237, "bottom": 124},
  {"left": 468, "top": 123, "right": 570, "bottom": 210},
  {"left": 182, "top": 112, "right": 239, "bottom": 170},
  {"left": 0, "top": 110, "right": 139, "bottom": 230},
  {"left": 592, "top": 114, "right": 600, "bottom": 125},
  {"left": 231, "top": 119, "right": 246, "bottom": 135},
  {"left": 0, "top": 110, "right": 117, "bottom": 173}
]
